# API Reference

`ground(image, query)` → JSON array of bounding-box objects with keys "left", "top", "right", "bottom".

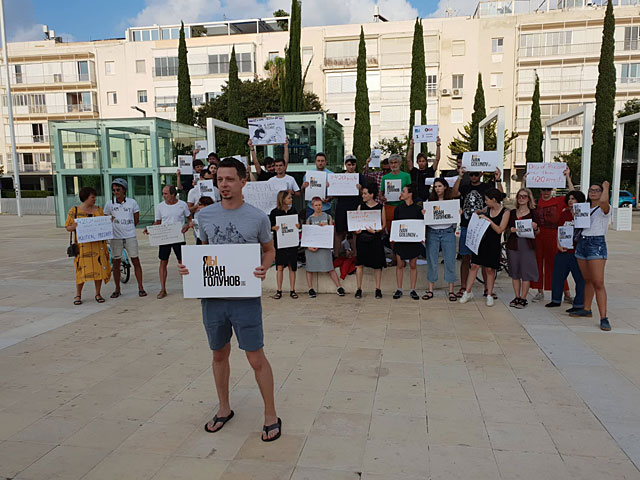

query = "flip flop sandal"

[
  {"left": 261, "top": 417, "right": 282, "bottom": 442},
  {"left": 448, "top": 292, "right": 458, "bottom": 302},
  {"left": 422, "top": 291, "right": 434, "bottom": 300},
  {"left": 204, "top": 410, "right": 235, "bottom": 433},
  {"left": 290, "top": 291, "right": 298, "bottom": 299},
  {"left": 157, "top": 291, "right": 167, "bottom": 299},
  {"left": 110, "top": 291, "right": 121, "bottom": 299},
  {"left": 73, "top": 296, "right": 82, "bottom": 305},
  {"left": 95, "top": 295, "right": 105, "bottom": 303},
  {"left": 138, "top": 290, "right": 147, "bottom": 297},
  {"left": 272, "top": 290, "right": 282, "bottom": 300}
]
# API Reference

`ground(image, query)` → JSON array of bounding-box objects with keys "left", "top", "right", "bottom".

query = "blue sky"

[{"left": 5, "top": 0, "right": 467, "bottom": 43}]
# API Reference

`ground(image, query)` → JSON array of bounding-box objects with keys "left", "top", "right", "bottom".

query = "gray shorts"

[
  {"left": 110, "top": 237, "right": 139, "bottom": 259},
  {"left": 201, "top": 298, "right": 264, "bottom": 352}
]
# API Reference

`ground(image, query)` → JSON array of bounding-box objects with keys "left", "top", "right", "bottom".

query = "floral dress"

[{"left": 65, "top": 206, "right": 112, "bottom": 284}]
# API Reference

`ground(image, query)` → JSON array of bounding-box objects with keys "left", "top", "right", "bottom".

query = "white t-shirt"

[
  {"left": 104, "top": 197, "right": 139, "bottom": 239},
  {"left": 187, "top": 186, "right": 200, "bottom": 205},
  {"left": 581, "top": 206, "right": 611, "bottom": 237},
  {"left": 155, "top": 200, "right": 191, "bottom": 225},
  {"left": 268, "top": 174, "right": 300, "bottom": 193}
]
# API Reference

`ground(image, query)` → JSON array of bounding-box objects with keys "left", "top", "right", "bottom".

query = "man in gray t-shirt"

[{"left": 178, "top": 158, "right": 281, "bottom": 442}]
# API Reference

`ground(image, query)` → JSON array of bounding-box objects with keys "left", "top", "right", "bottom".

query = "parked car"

[{"left": 619, "top": 190, "right": 637, "bottom": 208}]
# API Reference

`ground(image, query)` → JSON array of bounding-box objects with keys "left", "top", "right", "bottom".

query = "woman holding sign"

[
  {"left": 505, "top": 188, "right": 539, "bottom": 309},
  {"left": 392, "top": 184, "right": 424, "bottom": 300},
  {"left": 65, "top": 187, "right": 112, "bottom": 305},
  {"left": 354, "top": 183, "right": 386, "bottom": 299},
  {"left": 269, "top": 191, "right": 300, "bottom": 299}
]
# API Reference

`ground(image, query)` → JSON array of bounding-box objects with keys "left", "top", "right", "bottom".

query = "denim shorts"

[
  {"left": 575, "top": 235, "right": 607, "bottom": 261},
  {"left": 201, "top": 297, "right": 263, "bottom": 352},
  {"left": 458, "top": 227, "right": 473, "bottom": 256}
]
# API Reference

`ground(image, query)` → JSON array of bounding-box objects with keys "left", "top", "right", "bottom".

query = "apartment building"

[{"left": 2, "top": 1, "right": 640, "bottom": 193}]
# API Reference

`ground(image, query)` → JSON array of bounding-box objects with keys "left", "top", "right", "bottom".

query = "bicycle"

[
  {"left": 476, "top": 241, "right": 510, "bottom": 284},
  {"left": 108, "top": 244, "right": 131, "bottom": 284}
]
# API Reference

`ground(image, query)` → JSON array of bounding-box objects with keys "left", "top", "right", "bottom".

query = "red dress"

[{"left": 533, "top": 196, "right": 568, "bottom": 291}]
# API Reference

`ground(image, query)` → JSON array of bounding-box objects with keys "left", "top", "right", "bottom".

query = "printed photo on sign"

[
  {"left": 573, "top": 202, "right": 591, "bottom": 229},
  {"left": 390, "top": 220, "right": 425, "bottom": 242},
  {"left": 558, "top": 225, "right": 574, "bottom": 249},
  {"left": 384, "top": 179, "right": 402, "bottom": 202},
  {"left": 465, "top": 213, "right": 491, "bottom": 255},
  {"left": 243, "top": 181, "right": 280, "bottom": 214},
  {"left": 147, "top": 223, "right": 184, "bottom": 247},
  {"left": 248, "top": 116, "right": 286, "bottom": 146},
  {"left": 181, "top": 244, "right": 262, "bottom": 298},
  {"left": 526, "top": 162, "right": 567, "bottom": 189},
  {"left": 515, "top": 219, "right": 535, "bottom": 239},
  {"left": 327, "top": 173, "right": 359, "bottom": 196},
  {"left": 301, "top": 224, "right": 334, "bottom": 249},
  {"left": 423, "top": 200, "right": 460, "bottom": 225},
  {"left": 347, "top": 210, "right": 382, "bottom": 232},
  {"left": 276, "top": 214, "right": 300, "bottom": 249},
  {"left": 75, "top": 216, "right": 113, "bottom": 244},
  {"left": 198, "top": 179, "right": 219, "bottom": 201},
  {"left": 370, "top": 149, "right": 381, "bottom": 168},
  {"left": 194, "top": 140, "right": 208, "bottom": 160},
  {"left": 462, "top": 151, "right": 501, "bottom": 172},
  {"left": 305, "top": 170, "right": 327, "bottom": 201},
  {"left": 177, "top": 155, "right": 193, "bottom": 175},
  {"left": 412, "top": 125, "right": 438, "bottom": 143}
]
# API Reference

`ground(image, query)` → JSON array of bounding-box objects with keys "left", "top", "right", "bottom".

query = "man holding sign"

[
  {"left": 407, "top": 137, "right": 441, "bottom": 201},
  {"left": 302, "top": 152, "right": 333, "bottom": 218},
  {"left": 177, "top": 158, "right": 281, "bottom": 441},
  {"left": 380, "top": 153, "right": 412, "bottom": 233}
]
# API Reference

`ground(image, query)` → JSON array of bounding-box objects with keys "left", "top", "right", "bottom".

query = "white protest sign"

[
  {"left": 425, "top": 176, "right": 458, "bottom": 187},
  {"left": 194, "top": 140, "right": 208, "bottom": 160},
  {"left": 423, "top": 200, "right": 460, "bottom": 226},
  {"left": 573, "top": 203, "right": 591, "bottom": 229},
  {"left": 305, "top": 170, "right": 327, "bottom": 201},
  {"left": 147, "top": 223, "right": 184, "bottom": 247},
  {"left": 462, "top": 151, "right": 501, "bottom": 172},
  {"left": 558, "top": 225, "right": 574, "bottom": 249},
  {"left": 347, "top": 209, "right": 382, "bottom": 232},
  {"left": 198, "top": 180, "right": 220, "bottom": 201},
  {"left": 515, "top": 219, "right": 535, "bottom": 239},
  {"left": 370, "top": 149, "right": 382, "bottom": 168},
  {"left": 384, "top": 179, "right": 402, "bottom": 202},
  {"left": 242, "top": 181, "right": 279, "bottom": 214},
  {"left": 526, "top": 162, "right": 567, "bottom": 189},
  {"left": 74, "top": 216, "right": 113, "bottom": 244},
  {"left": 181, "top": 244, "right": 261, "bottom": 298},
  {"left": 275, "top": 214, "right": 300, "bottom": 249},
  {"left": 232, "top": 155, "right": 248, "bottom": 167},
  {"left": 301, "top": 224, "right": 334, "bottom": 248},
  {"left": 327, "top": 173, "right": 359, "bottom": 196},
  {"left": 465, "top": 213, "right": 491, "bottom": 255},
  {"left": 248, "top": 116, "right": 286, "bottom": 146},
  {"left": 390, "top": 220, "right": 425, "bottom": 242},
  {"left": 177, "top": 155, "right": 193, "bottom": 175},
  {"left": 412, "top": 125, "right": 438, "bottom": 143}
]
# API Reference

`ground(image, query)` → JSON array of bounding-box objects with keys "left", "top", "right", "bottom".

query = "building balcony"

[
  {"left": 518, "top": 40, "right": 640, "bottom": 61},
  {"left": 2, "top": 104, "right": 98, "bottom": 117},
  {"left": 3, "top": 161, "right": 52, "bottom": 174},
  {"left": 517, "top": 76, "right": 640, "bottom": 97},
  {"left": 1, "top": 72, "right": 96, "bottom": 88},
  {"left": 6, "top": 135, "right": 51, "bottom": 146},
  {"left": 323, "top": 55, "right": 379, "bottom": 68}
]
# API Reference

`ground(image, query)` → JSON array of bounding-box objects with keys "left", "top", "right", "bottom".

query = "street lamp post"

[{"left": 131, "top": 106, "right": 146, "bottom": 117}]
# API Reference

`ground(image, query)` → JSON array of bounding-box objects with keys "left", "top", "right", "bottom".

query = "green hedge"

[{"left": 1, "top": 190, "right": 53, "bottom": 198}]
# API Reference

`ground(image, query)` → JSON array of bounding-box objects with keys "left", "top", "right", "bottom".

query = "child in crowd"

[
  {"left": 269, "top": 190, "right": 300, "bottom": 300},
  {"left": 392, "top": 184, "right": 423, "bottom": 300},
  {"left": 354, "top": 183, "right": 386, "bottom": 299},
  {"left": 192, "top": 196, "right": 214, "bottom": 245}
]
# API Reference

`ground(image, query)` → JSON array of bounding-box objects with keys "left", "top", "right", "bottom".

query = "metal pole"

[{"left": 0, "top": 0, "right": 21, "bottom": 216}]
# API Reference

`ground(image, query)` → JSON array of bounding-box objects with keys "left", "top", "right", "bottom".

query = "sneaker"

[
  {"left": 355, "top": 288, "right": 362, "bottom": 299},
  {"left": 545, "top": 302, "right": 561, "bottom": 308},
  {"left": 337, "top": 287, "right": 345, "bottom": 297},
  {"left": 375, "top": 289, "right": 383, "bottom": 299},
  {"left": 600, "top": 317, "right": 611, "bottom": 331},
  {"left": 569, "top": 309, "right": 592, "bottom": 318},
  {"left": 308, "top": 288, "right": 317, "bottom": 298},
  {"left": 486, "top": 295, "right": 495, "bottom": 307},
  {"left": 393, "top": 289, "right": 403, "bottom": 299},
  {"left": 563, "top": 293, "right": 574, "bottom": 304},
  {"left": 410, "top": 290, "right": 419, "bottom": 300},
  {"left": 532, "top": 292, "right": 545, "bottom": 302},
  {"left": 459, "top": 291, "right": 474, "bottom": 304},
  {"left": 566, "top": 306, "right": 583, "bottom": 314}
]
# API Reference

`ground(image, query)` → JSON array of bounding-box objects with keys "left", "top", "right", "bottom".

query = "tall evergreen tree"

[
  {"left": 281, "top": 0, "right": 303, "bottom": 112},
  {"left": 227, "top": 46, "right": 245, "bottom": 154},
  {"left": 176, "top": 22, "right": 194, "bottom": 125},
  {"left": 590, "top": 0, "right": 616, "bottom": 184},
  {"left": 353, "top": 27, "right": 371, "bottom": 169},
  {"left": 526, "top": 73, "right": 543, "bottom": 163},
  {"left": 409, "top": 18, "right": 427, "bottom": 155},
  {"left": 469, "top": 73, "right": 486, "bottom": 152}
]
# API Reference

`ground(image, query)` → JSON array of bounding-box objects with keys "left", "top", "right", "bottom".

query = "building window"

[
  {"left": 208, "top": 54, "right": 229, "bottom": 74},
  {"left": 452, "top": 74, "right": 464, "bottom": 89},
  {"left": 490, "top": 73, "right": 503, "bottom": 88},
  {"left": 107, "top": 91, "right": 117, "bottom": 105},
  {"left": 624, "top": 26, "right": 640, "bottom": 51},
  {"left": 77, "top": 61, "right": 89, "bottom": 81},
  {"left": 14, "top": 65, "right": 23, "bottom": 84},
  {"left": 236, "top": 52, "right": 253, "bottom": 73},
  {"left": 205, "top": 92, "right": 221, "bottom": 102},
  {"left": 191, "top": 95, "right": 203, "bottom": 106},
  {"left": 326, "top": 71, "right": 380, "bottom": 94},
  {"left": 32, "top": 124, "right": 45, "bottom": 143},
  {"left": 302, "top": 47, "right": 313, "bottom": 67},
  {"left": 105, "top": 61, "right": 115, "bottom": 75},
  {"left": 492, "top": 37, "right": 504, "bottom": 53},
  {"left": 154, "top": 57, "right": 179, "bottom": 76},
  {"left": 451, "top": 109, "right": 464, "bottom": 124},
  {"left": 137, "top": 90, "right": 148, "bottom": 103},
  {"left": 426, "top": 75, "right": 437, "bottom": 97},
  {"left": 621, "top": 63, "right": 640, "bottom": 83},
  {"left": 136, "top": 60, "right": 146, "bottom": 73},
  {"left": 268, "top": 51, "right": 279, "bottom": 62},
  {"left": 452, "top": 40, "right": 465, "bottom": 56}
]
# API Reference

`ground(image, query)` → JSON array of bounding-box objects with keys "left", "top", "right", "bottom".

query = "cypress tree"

[
  {"left": 469, "top": 73, "right": 486, "bottom": 152},
  {"left": 409, "top": 18, "right": 427, "bottom": 155},
  {"left": 176, "top": 22, "right": 194, "bottom": 125},
  {"left": 525, "top": 73, "right": 543, "bottom": 163},
  {"left": 590, "top": 0, "right": 616, "bottom": 184},
  {"left": 353, "top": 27, "right": 371, "bottom": 169},
  {"left": 227, "top": 46, "right": 245, "bottom": 154},
  {"left": 281, "top": 0, "right": 303, "bottom": 112}
]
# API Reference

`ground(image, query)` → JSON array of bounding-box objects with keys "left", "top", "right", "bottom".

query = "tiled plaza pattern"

[{"left": 1, "top": 215, "right": 640, "bottom": 479}]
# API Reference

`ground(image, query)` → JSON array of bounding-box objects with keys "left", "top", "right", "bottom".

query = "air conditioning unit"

[
  {"left": 452, "top": 88, "right": 463, "bottom": 98},
  {"left": 441, "top": 88, "right": 451, "bottom": 96}
]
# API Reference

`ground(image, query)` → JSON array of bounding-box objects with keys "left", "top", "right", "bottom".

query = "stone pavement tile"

[
  {"left": 379, "top": 361, "right": 423, "bottom": 378},
  {"left": 322, "top": 390, "right": 375, "bottom": 415},
  {"left": 290, "top": 466, "right": 361, "bottom": 480},
  {"left": 605, "top": 421, "right": 640, "bottom": 470},
  {"left": 81, "top": 452, "right": 168, "bottom": 480},
  {"left": 51, "top": 393, "right": 124, "bottom": 420},
  {"left": 174, "top": 427, "right": 249, "bottom": 460},
  {"left": 360, "top": 473, "right": 425, "bottom": 480},
  {"left": 10, "top": 414, "right": 87, "bottom": 445},
  {"left": 478, "top": 398, "right": 539, "bottom": 425},
  {"left": 373, "top": 392, "right": 426, "bottom": 416},
  {"left": 428, "top": 417, "right": 490, "bottom": 448},
  {"left": 100, "top": 396, "right": 168, "bottom": 422},
  {"left": 235, "top": 433, "right": 306, "bottom": 464},
  {"left": 150, "top": 457, "right": 229, "bottom": 480},
  {"left": 116, "top": 422, "right": 196, "bottom": 455},
  {"left": 277, "top": 387, "right": 326, "bottom": 411},
  {"left": 328, "top": 373, "right": 378, "bottom": 393},
  {"left": 297, "top": 434, "right": 366, "bottom": 471},
  {"left": 0, "top": 412, "right": 40, "bottom": 440},
  {"left": 546, "top": 426, "right": 628, "bottom": 459},
  {"left": 219, "top": 459, "right": 294, "bottom": 480},
  {"left": 382, "top": 346, "right": 423, "bottom": 363},
  {"left": 533, "top": 403, "right": 604, "bottom": 431},
  {"left": 426, "top": 393, "right": 482, "bottom": 422},
  {"left": 147, "top": 400, "right": 212, "bottom": 426},
  {"left": 375, "top": 375, "right": 425, "bottom": 397},
  {"left": 368, "top": 414, "right": 427, "bottom": 443},
  {"left": 429, "top": 445, "right": 500, "bottom": 480},
  {"left": 15, "top": 445, "right": 111, "bottom": 480},
  {"left": 0, "top": 441, "right": 55, "bottom": 478},
  {"left": 267, "top": 407, "right": 317, "bottom": 435},
  {"left": 311, "top": 412, "right": 370, "bottom": 438},
  {"left": 341, "top": 347, "right": 382, "bottom": 362},
  {"left": 361, "top": 439, "right": 429, "bottom": 477},
  {"left": 562, "top": 455, "right": 640, "bottom": 480},
  {"left": 0, "top": 388, "right": 78, "bottom": 416},
  {"left": 486, "top": 422, "right": 557, "bottom": 454},
  {"left": 494, "top": 450, "right": 571, "bottom": 480},
  {"left": 335, "top": 359, "right": 381, "bottom": 377},
  {"left": 62, "top": 418, "right": 141, "bottom": 449}
]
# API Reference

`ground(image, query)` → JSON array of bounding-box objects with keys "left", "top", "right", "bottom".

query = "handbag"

[{"left": 67, "top": 207, "right": 80, "bottom": 257}]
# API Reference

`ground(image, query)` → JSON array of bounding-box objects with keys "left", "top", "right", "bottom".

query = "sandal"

[
  {"left": 110, "top": 291, "right": 121, "bottom": 299},
  {"left": 73, "top": 296, "right": 82, "bottom": 306},
  {"left": 422, "top": 291, "right": 434, "bottom": 300},
  {"left": 515, "top": 298, "right": 528, "bottom": 309},
  {"left": 455, "top": 288, "right": 465, "bottom": 298},
  {"left": 204, "top": 410, "right": 235, "bottom": 433},
  {"left": 138, "top": 290, "right": 147, "bottom": 297},
  {"left": 95, "top": 295, "right": 105, "bottom": 303},
  {"left": 157, "top": 291, "right": 167, "bottom": 299},
  {"left": 261, "top": 417, "right": 282, "bottom": 442},
  {"left": 290, "top": 291, "right": 298, "bottom": 299},
  {"left": 509, "top": 297, "right": 520, "bottom": 308},
  {"left": 448, "top": 292, "right": 458, "bottom": 302},
  {"left": 273, "top": 290, "right": 282, "bottom": 300}
]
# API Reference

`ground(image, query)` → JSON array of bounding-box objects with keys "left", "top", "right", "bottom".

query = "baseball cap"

[
  {"left": 112, "top": 178, "right": 128, "bottom": 190},
  {"left": 345, "top": 154, "right": 357, "bottom": 164}
]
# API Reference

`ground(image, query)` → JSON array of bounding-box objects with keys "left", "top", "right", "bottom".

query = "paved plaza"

[{"left": 1, "top": 214, "right": 640, "bottom": 479}]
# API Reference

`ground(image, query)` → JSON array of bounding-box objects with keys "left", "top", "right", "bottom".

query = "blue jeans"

[
  {"left": 427, "top": 226, "right": 457, "bottom": 284},
  {"left": 551, "top": 252, "right": 584, "bottom": 308}
]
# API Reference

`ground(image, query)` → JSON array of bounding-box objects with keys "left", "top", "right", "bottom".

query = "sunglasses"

[{"left": 517, "top": 194, "right": 529, "bottom": 199}]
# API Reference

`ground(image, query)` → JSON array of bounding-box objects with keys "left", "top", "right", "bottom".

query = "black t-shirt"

[
  {"left": 257, "top": 170, "right": 276, "bottom": 182},
  {"left": 269, "top": 206, "right": 298, "bottom": 249},
  {"left": 393, "top": 202, "right": 424, "bottom": 221},
  {"left": 410, "top": 166, "right": 435, "bottom": 201},
  {"left": 459, "top": 182, "right": 493, "bottom": 228}
]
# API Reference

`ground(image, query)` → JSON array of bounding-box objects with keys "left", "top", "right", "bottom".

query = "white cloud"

[
  {"left": 427, "top": 0, "right": 478, "bottom": 18},
  {"left": 10, "top": 23, "right": 43, "bottom": 42}
]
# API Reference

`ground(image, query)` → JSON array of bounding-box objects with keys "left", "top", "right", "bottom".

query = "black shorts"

[{"left": 158, "top": 242, "right": 186, "bottom": 261}]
